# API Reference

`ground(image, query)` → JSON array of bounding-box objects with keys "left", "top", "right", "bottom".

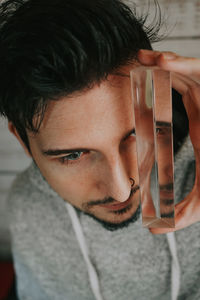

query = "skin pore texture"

[{"left": 19, "top": 64, "right": 142, "bottom": 231}]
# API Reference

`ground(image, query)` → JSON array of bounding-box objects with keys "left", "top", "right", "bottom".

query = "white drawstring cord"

[
  {"left": 66, "top": 203, "right": 104, "bottom": 300},
  {"left": 166, "top": 232, "right": 181, "bottom": 300},
  {"left": 66, "top": 202, "right": 180, "bottom": 300}
]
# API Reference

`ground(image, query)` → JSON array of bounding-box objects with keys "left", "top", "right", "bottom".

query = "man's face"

[{"left": 27, "top": 66, "right": 141, "bottom": 230}]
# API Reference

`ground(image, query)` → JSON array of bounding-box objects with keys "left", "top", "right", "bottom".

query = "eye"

[
  {"left": 156, "top": 127, "right": 171, "bottom": 136},
  {"left": 59, "top": 151, "right": 88, "bottom": 164},
  {"left": 156, "top": 127, "right": 164, "bottom": 135},
  {"left": 130, "top": 130, "right": 136, "bottom": 137},
  {"left": 124, "top": 129, "right": 136, "bottom": 141}
]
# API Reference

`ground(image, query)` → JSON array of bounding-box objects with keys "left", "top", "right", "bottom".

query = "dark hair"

[{"left": 0, "top": 0, "right": 184, "bottom": 152}]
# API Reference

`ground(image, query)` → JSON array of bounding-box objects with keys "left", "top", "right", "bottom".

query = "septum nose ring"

[{"left": 130, "top": 178, "right": 135, "bottom": 187}]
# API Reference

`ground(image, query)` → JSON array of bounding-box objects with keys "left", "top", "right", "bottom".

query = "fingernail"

[{"left": 162, "top": 53, "right": 177, "bottom": 60}]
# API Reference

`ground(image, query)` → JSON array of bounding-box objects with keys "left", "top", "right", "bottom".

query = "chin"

[{"left": 82, "top": 204, "right": 141, "bottom": 231}]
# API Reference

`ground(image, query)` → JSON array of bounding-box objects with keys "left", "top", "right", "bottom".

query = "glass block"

[{"left": 130, "top": 66, "right": 175, "bottom": 228}]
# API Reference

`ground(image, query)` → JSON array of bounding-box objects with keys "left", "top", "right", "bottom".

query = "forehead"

[
  {"left": 44, "top": 76, "right": 130, "bottom": 123},
  {"left": 31, "top": 68, "right": 135, "bottom": 149}
]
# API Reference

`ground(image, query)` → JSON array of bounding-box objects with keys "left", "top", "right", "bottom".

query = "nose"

[{"left": 104, "top": 154, "right": 132, "bottom": 203}]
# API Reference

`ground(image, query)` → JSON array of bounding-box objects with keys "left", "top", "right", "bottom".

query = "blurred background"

[{"left": 0, "top": 0, "right": 200, "bottom": 299}]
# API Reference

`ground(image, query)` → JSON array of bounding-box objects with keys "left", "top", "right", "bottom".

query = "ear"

[{"left": 8, "top": 122, "right": 32, "bottom": 157}]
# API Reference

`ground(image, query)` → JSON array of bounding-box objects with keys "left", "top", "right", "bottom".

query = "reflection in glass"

[{"left": 130, "top": 67, "right": 175, "bottom": 228}]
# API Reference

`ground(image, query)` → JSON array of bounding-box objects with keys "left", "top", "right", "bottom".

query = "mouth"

[
  {"left": 160, "top": 191, "right": 174, "bottom": 202},
  {"left": 99, "top": 185, "right": 139, "bottom": 211}
]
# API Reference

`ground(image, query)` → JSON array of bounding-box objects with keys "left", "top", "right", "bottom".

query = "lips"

[
  {"left": 100, "top": 185, "right": 139, "bottom": 211},
  {"left": 160, "top": 191, "right": 174, "bottom": 201}
]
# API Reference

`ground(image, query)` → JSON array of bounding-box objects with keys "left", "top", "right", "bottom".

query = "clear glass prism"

[{"left": 130, "top": 66, "right": 175, "bottom": 228}]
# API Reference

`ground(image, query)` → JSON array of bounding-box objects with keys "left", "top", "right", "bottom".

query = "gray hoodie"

[{"left": 8, "top": 136, "right": 200, "bottom": 300}]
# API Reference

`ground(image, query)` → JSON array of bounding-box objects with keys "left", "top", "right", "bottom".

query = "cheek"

[
  {"left": 40, "top": 164, "right": 96, "bottom": 203},
  {"left": 32, "top": 149, "right": 99, "bottom": 202},
  {"left": 49, "top": 171, "right": 87, "bottom": 195}
]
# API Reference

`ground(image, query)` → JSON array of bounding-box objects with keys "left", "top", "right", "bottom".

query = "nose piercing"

[{"left": 130, "top": 178, "right": 135, "bottom": 187}]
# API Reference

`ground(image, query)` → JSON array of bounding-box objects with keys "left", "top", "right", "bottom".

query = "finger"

[
  {"left": 138, "top": 49, "right": 200, "bottom": 93},
  {"left": 171, "top": 73, "right": 200, "bottom": 124},
  {"left": 149, "top": 191, "right": 198, "bottom": 234},
  {"left": 137, "top": 49, "right": 181, "bottom": 67},
  {"left": 172, "top": 72, "right": 200, "bottom": 93},
  {"left": 138, "top": 49, "right": 200, "bottom": 78},
  {"left": 137, "top": 49, "right": 162, "bottom": 66},
  {"left": 171, "top": 73, "right": 190, "bottom": 95},
  {"left": 171, "top": 74, "right": 196, "bottom": 115},
  {"left": 157, "top": 53, "right": 200, "bottom": 77}
]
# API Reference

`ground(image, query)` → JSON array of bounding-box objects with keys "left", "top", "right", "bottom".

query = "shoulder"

[
  {"left": 8, "top": 161, "right": 73, "bottom": 239},
  {"left": 174, "top": 135, "right": 195, "bottom": 202}
]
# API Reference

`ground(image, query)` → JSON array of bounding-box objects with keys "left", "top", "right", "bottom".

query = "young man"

[{"left": 0, "top": 0, "right": 200, "bottom": 299}]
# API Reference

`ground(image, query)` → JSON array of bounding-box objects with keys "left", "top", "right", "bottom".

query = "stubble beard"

[{"left": 76, "top": 203, "right": 141, "bottom": 231}]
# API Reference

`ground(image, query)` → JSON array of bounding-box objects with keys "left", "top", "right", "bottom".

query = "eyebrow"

[
  {"left": 155, "top": 121, "right": 172, "bottom": 128},
  {"left": 42, "top": 128, "right": 136, "bottom": 157},
  {"left": 42, "top": 148, "right": 90, "bottom": 156}
]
